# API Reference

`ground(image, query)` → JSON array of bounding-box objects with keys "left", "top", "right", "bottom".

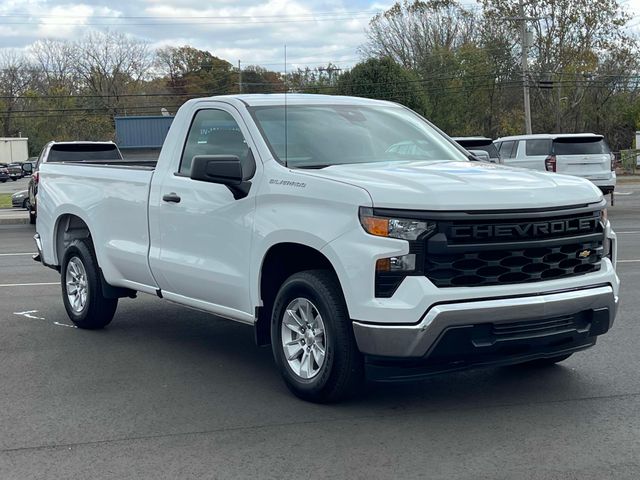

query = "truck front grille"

[
  {"left": 423, "top": 207, "right": 604, "bottom": 288},
  {"left": 425, "top": 240, "right": 602, "bottom": 287}
]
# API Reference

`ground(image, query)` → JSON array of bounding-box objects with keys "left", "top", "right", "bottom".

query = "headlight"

[
  {"left": 359, "top": 207, "right": 437, "bottom": 241},
  {"left": 359, "top": 207, "right": 438, "bottom": 298}
]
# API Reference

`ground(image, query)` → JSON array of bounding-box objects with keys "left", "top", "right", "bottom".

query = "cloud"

[{"left": 0, "top": 0, "right": 392, "bottom": 69}]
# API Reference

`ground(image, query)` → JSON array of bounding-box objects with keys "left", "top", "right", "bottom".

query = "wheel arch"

[
  {"left": 53, "top": 213, "right": 93, "bottom": 266},
  {"left": 255, "top": 242, "right": 346, "bottom": 346}
]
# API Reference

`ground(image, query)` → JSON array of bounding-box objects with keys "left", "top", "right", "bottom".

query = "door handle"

[{"left": 162, "top": 192, "right": 181, "bottom": 203}]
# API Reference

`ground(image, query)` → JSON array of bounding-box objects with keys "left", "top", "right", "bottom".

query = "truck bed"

[{"left": 37, "top": 162, "right": 157, "bottom": 291}]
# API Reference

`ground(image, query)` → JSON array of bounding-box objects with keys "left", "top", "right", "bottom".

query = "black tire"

[
  {"left": 271, "top": 270, "right": 364, "bottom": 403},
  {"left": 11, "top": 177, "right": 17, "bottom": 181},
  {"left": 22, "top": 199, "right": 29, "bottom": 209},
  {"left": 518, "top": 353, "right": 573, "bottom": 367},
  {"left": 28, "top": 208, "right": 36, "bottom": 225},
  {"left": 0, "top": 179, "right": 6, "bottom": 183},
  {"left": 61, "top": 238, "right": 118, "bottom": 329}
]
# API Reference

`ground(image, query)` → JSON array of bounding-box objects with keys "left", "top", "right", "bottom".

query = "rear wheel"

[
  {"left": 61, "top": 238, "right": 118, "bottom": 329},
  {"left": 22, "top": 199, "right": 29, "bottom": 209},
  {"left": 271, "top": 270, "right": 364, "bottom": 403}
]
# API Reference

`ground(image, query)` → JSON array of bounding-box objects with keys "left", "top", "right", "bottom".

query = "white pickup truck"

[{"left": 35, "top": 94, "right": 619, "bottom": 402}]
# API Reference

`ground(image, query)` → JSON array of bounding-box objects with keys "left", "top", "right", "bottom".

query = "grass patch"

[{"left": 0, "top": 193, "right": 12, "bottom": 209}]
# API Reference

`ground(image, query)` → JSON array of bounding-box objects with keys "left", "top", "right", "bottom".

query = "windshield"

[
  {"left": 553, "top": 137, "right": 610, "bottom": 156},
  {"left": 250, "top": 104, "right": 468, "bottom": 168}
]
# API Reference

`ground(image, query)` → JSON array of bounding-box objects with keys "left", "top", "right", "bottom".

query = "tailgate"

[{"left": 553, "top": 137, "right": 611, "bottom": 180}]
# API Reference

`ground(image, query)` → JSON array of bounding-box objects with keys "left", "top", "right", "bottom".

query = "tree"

[
  {"left": 362, "top": 0, "right": 478, "bottom": 70},
  {"left": 74, "top": 31, "right": 153, "bottom": 116},
  {"left": 0, "top": 51, "right": 33, "bottom": 136},
  {"left": 156, "top": 45, "right": 235, "bottom": 96},
  {"left": 483, "top": 0, "right": 640, "bottom": 142},
  {"left": 335, "top": 57, "right": 429, "bottom": 115}
]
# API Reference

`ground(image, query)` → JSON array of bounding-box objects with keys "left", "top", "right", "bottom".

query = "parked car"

[
  {"left": 494, "top": 134, "right": 616, "bottom": 194},
  {"left": 11, "top": 190, "right": 29, "bottom": 209},
  {"left": 28, "top": 141, "right": 123, "bottom": 224},
  {"left": 453, "top": 137, "right": 501, "bottom": 163},
  {"left": 6, "top": 163, "right": 24, "bottom": 180},
  {"left": 0, "top": 164, "right": 8, "bottom": 183},
  {"left": 34, "top": 94, "right": 619, "bottom": 403}
]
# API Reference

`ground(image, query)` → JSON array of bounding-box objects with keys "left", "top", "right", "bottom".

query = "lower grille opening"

[{"left": 426, "top": 241, "right": 602, "bottom": 288}]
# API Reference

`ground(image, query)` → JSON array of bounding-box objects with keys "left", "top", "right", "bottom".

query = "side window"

[
  {"left": 499, "top": 140, "right": 516, "bottom": 159},
  {"left": 179, "top": 109, "right": 249, "bottom": 175},
  {"left": 526, "top": 139, "right": 552, "bottom": 156}
]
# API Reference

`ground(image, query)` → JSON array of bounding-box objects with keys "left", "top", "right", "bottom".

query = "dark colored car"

[
  {"left": 453, "top": 137, "right": 501, "bottom": 163},
  {"left": 11, "top": 190, "right": 29, "bottom": 209},
  {"left": 0, "top": 164, "right": 8, "bottom": 183},
  {"left": 28, "top": 141, "right": 123, "bottom": 224},
  {"left": 6, "top": 163, "right": 24, "bottom": 180}
]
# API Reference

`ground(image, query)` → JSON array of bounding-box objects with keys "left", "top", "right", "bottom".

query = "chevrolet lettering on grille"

[{"left": 449, "top": 217, "right": 598, "bottom": 240}]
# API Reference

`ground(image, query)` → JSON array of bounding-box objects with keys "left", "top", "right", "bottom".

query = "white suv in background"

[{"left": 494, "top": 134, "right": 616, "bottom": 194}]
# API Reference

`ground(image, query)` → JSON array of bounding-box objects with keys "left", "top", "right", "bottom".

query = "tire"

[
  {"left": 61, "top": 238, "right": 118, "bottom": 329},
  {"left": 271, "top": 270, "right": 364, "bottom": 403},
  {"left": 22, "top": 199, "right": 29, "bottom": 209},
  {"left": 518, "top": 353, "right": 572, "bottom": 367},
  {"left": 11, "top": 177, "right": 17, "bottom": 181},
  {"left": 0, "top": 179, "right": 6, "bottom": 183},
  {"left": 29, "top": 208, "right": 36, "bottom": 225}
]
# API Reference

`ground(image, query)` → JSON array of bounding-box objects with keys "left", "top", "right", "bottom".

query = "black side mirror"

[
  {"left": 22, "top": 162, "right": 32, "bottom": 173},
  {"left": 190, "top": 155, "right": 251, "bottom": 199}
]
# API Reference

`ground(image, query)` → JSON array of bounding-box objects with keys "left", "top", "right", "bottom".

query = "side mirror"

[
  {"left": 22, "top": 162, "right": 33, "bottom": 173},
  {"left": 467, "top": 150, "right": 491, "bottom": 163},
  {"left": 189, "top": 155, "right": 250, "bottom": 199},
  {"left": 190, "top": 155, "right": 243, "bottom": 186}
]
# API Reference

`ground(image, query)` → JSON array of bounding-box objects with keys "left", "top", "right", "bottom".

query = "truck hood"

[{"left": 306, "top": 160, "right": 602, "bottom": 210}]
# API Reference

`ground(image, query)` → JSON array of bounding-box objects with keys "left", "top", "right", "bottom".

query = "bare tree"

[
  {"left": 31, "top": 39, "right": 80, "bottom": 93},
  {"left": 362, "top": 0, "right": 478, "bottom": 69},
  {"left": 74, "top": 31, "right": 153, "bottom": 114},
  {"left": 0, "top": 51, "right": 34, "bottom": 136}
]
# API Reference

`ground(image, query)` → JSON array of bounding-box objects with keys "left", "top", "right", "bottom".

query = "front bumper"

[{"left": 353, "top": 284, "right": 617, "bottom": 365}]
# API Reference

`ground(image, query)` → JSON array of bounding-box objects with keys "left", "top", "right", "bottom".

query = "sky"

[{"left": 0, "top": 0, "right": 639, "bottom": 71}]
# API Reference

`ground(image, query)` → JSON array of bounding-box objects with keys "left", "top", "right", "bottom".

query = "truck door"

[{"left": 148, "top": 106, "right": 258, "bottom": 322}]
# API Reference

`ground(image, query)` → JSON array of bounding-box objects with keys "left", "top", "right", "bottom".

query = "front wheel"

[
  {"left": 271, "top": 270, "right": 364, "bottom": 403},
  {"left": 61, "top": 239, "right": 118, "bottom": 329}
]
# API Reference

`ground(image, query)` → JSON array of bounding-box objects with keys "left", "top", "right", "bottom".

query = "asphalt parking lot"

[
  {"left": 1, "top": 183, "right": 639, "bottom": 479},
  {"left": 0, "top": 176, "right": 29, "bottom": 195}
]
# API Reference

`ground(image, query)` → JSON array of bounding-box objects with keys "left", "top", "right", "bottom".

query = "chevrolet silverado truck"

[{"left": 34, "top": 94, "right": 619, "bottom": 402}]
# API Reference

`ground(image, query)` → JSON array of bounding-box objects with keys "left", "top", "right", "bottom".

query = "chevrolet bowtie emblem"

[{"left": 578, "top": 250, "right": 592, "bottom": 258}]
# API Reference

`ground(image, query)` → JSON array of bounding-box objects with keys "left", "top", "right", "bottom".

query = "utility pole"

[
  {"left": 503, "top": 3, "right": 540, "bottom": 134},
  {"left": 238, "top": 60, "right": 242, "bottom": 93},
  {"left": 519, "top": 0, "right": 532, "bottom": 134}
]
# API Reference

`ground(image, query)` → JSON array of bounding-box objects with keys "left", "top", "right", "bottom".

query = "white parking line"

[
  {"left": 618, "top": 259, "right": 640, "bottom": 263},
  {"left": 0, "top": 282, "right": 58, "bottom": 287},
  {"left": 0, "top": 253, "right": 35, "bottom": 256},
  {"left": 617, "top": 231, "right": 640, "bottom": 234}
]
